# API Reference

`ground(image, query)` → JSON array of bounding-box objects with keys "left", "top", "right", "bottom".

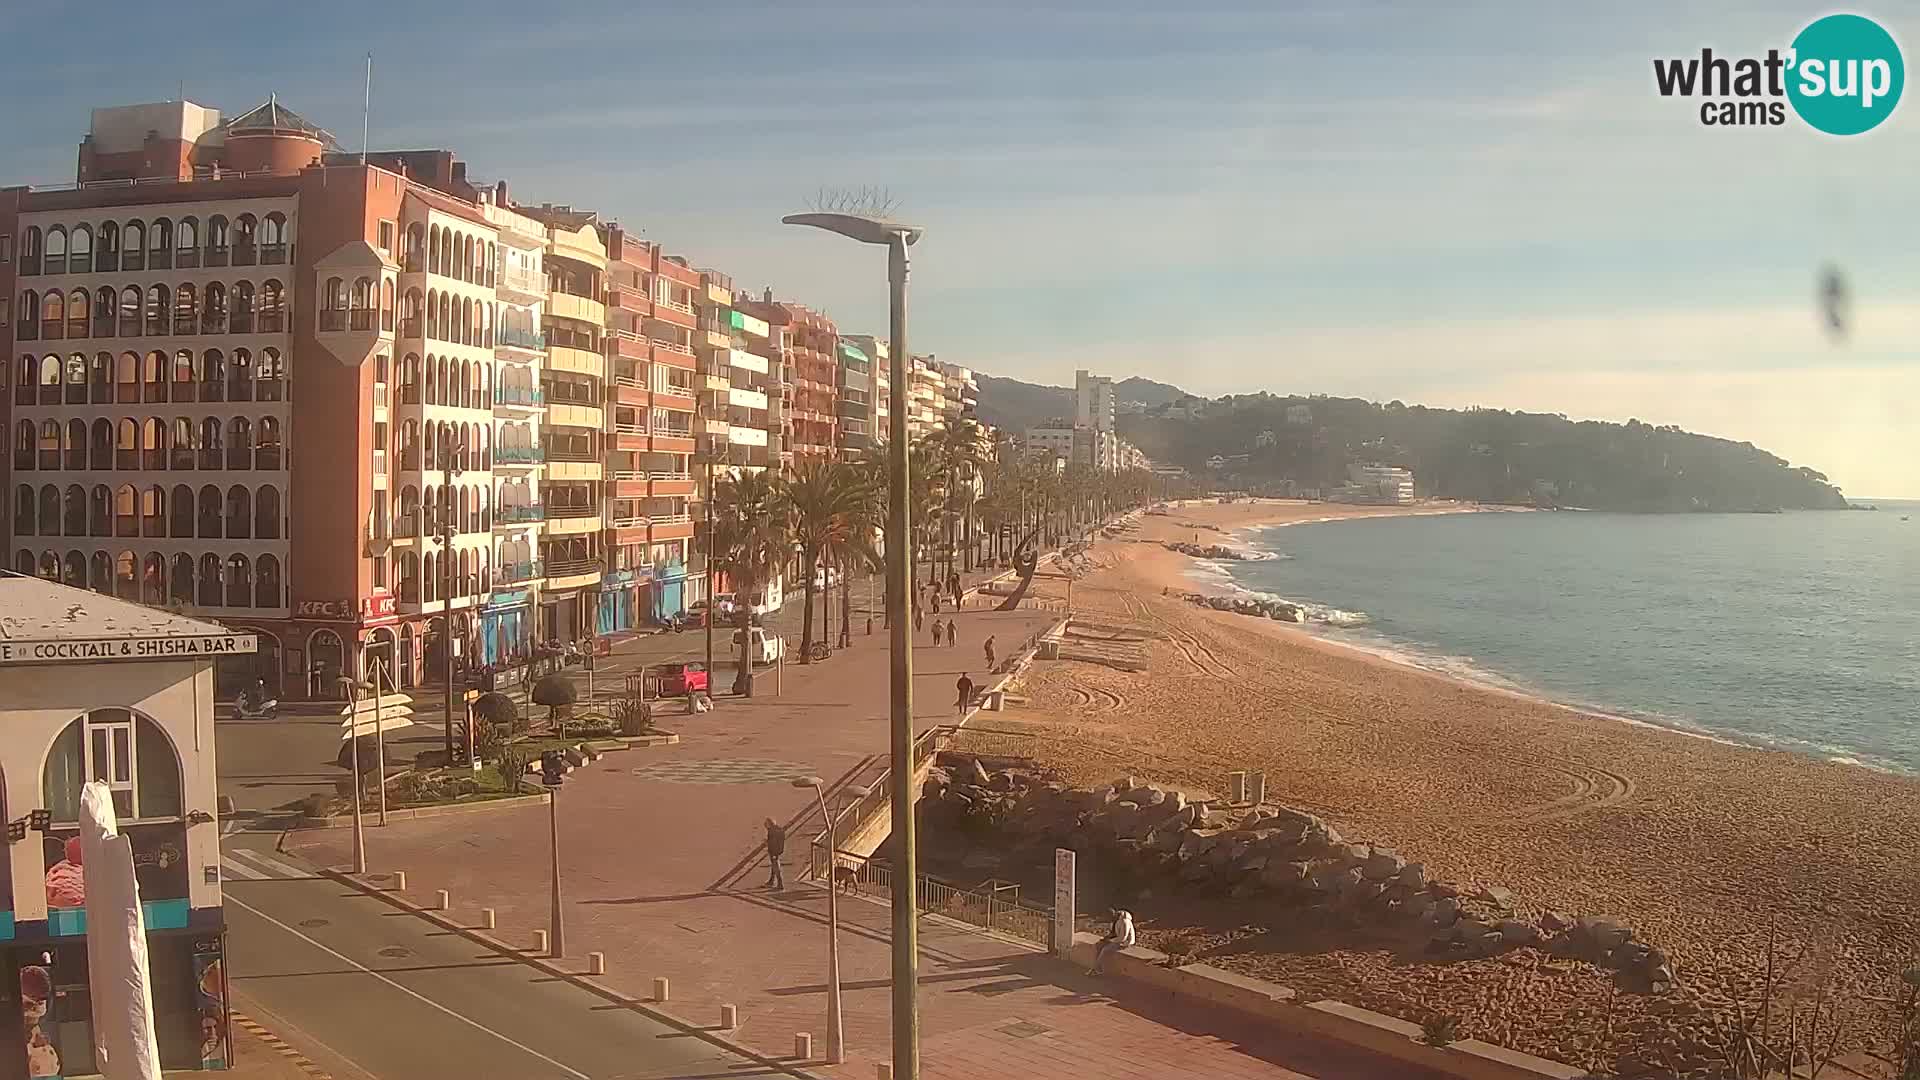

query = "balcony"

[
  {"left": 548, "top": 291, "right": 605, "bottom": 326},
  {"left": 494, "top": 385, "right": 545, "bottom": 412},
  {"left": 728, "top": 348, "right": 769, "bottom": 375},
  {"left": 498, "top": 559, "right": 545, "bottom": 584},
  {"left": 608, "top": 281, "right": 649, "bottom": 313},
  {"left": 546, "top": 402, "right": 602, "bottom": 430},
  {"left": 608, "top": 513, "right": 649, "bottom": 530},
  {"left": 545, "top": 508, "right": 602, "bottom": 535},
  {"left": 544, "top": 558, "right": 601, "bottom": 589},
  {"left": 496, "top": 327, "right": 545, "bottom": 355},
  {"left": 548, "top": 344, "right": 604, "bottom": 377},
  {"left": 652, "top": 385, "right": 697, "bottom": 411},
  {"left": 494, "top": 445, "right": 545, "bottom": 466},
  {"left": 496, "top": 504, "right": 547, "bottom": 525},
  {"left": 609, "top": 330, "right": 649, "bottom": 361},
  {"left": 650, "top": 298, "right": 698, "bottom": 330},
  {"left": 652, "top": 339, "right": 696, "bottom": 365},
  {"left": 497, "top": 266, "right": 545, "bottom": 303}
]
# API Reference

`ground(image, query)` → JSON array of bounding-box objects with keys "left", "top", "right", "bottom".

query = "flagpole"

[{"left": 361, "top": 53, "right": 373, "bottom": 166}]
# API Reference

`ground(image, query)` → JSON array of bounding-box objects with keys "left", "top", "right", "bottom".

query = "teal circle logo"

[{"left": 1787, "top": 14, "right": 1904, "bottom": 135}]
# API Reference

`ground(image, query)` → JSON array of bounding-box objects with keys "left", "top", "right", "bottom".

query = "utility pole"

[{"left": 883, "top": 229, "right": 919, "bottom": 1080}]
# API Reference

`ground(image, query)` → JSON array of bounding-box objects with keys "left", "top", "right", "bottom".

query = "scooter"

[{"left": 233, "top": 696, "right": 279, "bottom": 721}]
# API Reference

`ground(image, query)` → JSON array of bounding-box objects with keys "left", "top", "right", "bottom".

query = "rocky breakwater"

[
  {"left": 1164, "top": 540, "right": 1254, "bottom": 560},
  {"left": 1168, "top": 589, "right": 1304, "bottom": 622},
  {"left": 924, "top": 762, "right": 1675, "bottom": 995}
]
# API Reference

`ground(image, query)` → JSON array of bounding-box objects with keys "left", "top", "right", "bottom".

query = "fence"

[{"left": 804, "top": 850, "right": 1053, "bottom": 947}]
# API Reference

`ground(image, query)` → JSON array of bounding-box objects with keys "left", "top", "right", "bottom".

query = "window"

[
  {"left": 378, "top": 220, "right": 396, "bottom": 253},
  {"left": 41, "top": 709, "right": 182, "bottom": 824},
  {"left": 0, "top": 234, "right": 11, "bottom": 262}
]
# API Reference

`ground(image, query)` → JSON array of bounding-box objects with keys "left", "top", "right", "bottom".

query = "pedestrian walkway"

[{"left": 283, "top": 584, "right": 1428, "bottom": 1078}]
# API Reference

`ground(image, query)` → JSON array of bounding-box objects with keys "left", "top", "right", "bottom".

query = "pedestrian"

[
  {"left": 946, "top": 618, "right": 958, "bottom": 647},
  {"left": 931, "top": 591, "right": 941, "bottom": 616},
  {"left": 983, "top": 635, "right": 997, "bottom": 670},
  {"left": 1089, "top": 908, "right": 1136, "bottom": 975},
  {"left": 955, "top": 672, "right": 975, "bottom": 715},
  {"left": 764, "top": 818, "right": 787, "bottom": 890},
  {"left": 930, "top": 620, "right": 944, "bottom": 647},
  {"left": 866, "top": 615, "right": 874, "bottom": 637},
  {"left": 950, "top": 572, "right": 963, "bottom": 606},
  {"left": 914, "top": 606, "right": 924, "bottom": 633}
]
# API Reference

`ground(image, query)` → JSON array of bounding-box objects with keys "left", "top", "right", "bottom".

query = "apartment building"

[
  {"left": 731, "top": 292, "right": 790, "bottom": 471},
  {"left": 778, "top": 300, "right": 839, "bottom": 463},
  {"left": 836, "top": 337, "right": 874, "bottom": 456},
  {"left": 476, "top": 190, "right": 547, "bottom": 663},
  {"left": 841, "top": 333, "right": 890, "bottom": 447},
  {"left": 936, "top": 359, "right": 978, "bottom": 428}
]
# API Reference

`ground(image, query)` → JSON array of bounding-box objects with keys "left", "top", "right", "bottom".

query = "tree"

[
  {"left": 780, "top": 461, "right": 869, "bottom": 663},
  {"left": 707, "top": 469, "right": 789, "bottom": 696},
  {"left": 917, "top": 418, "right": 991, "bottom": 578}
]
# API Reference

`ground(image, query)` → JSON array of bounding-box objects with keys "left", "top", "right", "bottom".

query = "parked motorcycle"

[{"left": 233, "top": 696, "right": 279, "bottom": 721}]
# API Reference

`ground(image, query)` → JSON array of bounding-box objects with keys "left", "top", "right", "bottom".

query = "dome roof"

[{"left": 223, "top": 94, "right": 335, "bottom": 145}]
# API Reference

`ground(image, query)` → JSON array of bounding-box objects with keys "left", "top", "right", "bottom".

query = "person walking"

[
  {"left": 764, "top": 818, "right": 787, "bottom": 890},
  {"left": 955, "top": 672, "right": 975, "bottom": 716},
  {"left": 983, "top": 635, "right": 997, "bottom": 670},
  {"left": 1089, "top": 908, "right": 1136, "bottom": 975},
  {"left": 930, "top": 620, "right": 944, "bottom": 647},
  {"left": 945, "top": 618, "right": 958, "bottom": 647},
  {"left": 913, "top": 605, "right": 924, "bottom": 634},
  {"left": 931, "top": 590, "right": 942, "bottom": 616}
]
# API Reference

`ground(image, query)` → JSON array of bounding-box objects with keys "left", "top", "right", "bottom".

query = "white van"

[{"left": 732, "top": 626, "right": 786, "bottom": 666}]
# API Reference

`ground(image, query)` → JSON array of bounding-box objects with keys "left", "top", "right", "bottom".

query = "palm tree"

[
  {"left": 918, "top": 418, "right": 991, "bottom": 580},
  {"left": 707, "top": 469, "right": 789, "bottom": 696},
  {"left": 779, "top": 461, "right": 873, "bottom": 663}
]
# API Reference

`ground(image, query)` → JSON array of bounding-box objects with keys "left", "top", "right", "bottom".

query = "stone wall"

[{"left": 925, "top": 760, "right": 1674, "bottom": 994}]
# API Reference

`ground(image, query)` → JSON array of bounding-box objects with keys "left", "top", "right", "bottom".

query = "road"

[{"left": 218, "top": 833, "right": 791, "bottom": 1080}]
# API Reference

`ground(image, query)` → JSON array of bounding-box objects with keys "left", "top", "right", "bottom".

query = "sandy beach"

[{"left": 964, "top": 498, "right": 1920, "bottom": 1074}]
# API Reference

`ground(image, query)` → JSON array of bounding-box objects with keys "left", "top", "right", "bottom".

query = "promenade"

[{"left": 281, "top": 580, "right": 1430, "bottom": 1078}]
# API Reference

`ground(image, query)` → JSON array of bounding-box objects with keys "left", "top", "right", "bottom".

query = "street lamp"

[
  {"left": 782, "top": 209, "right": 923, "bottom": 1080},
  {"left": 792, "top": 775, "right": 843, "bottom": 1064}
]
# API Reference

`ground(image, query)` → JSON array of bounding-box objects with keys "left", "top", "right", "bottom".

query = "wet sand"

[{"left": 971, "top": 499, "right": 1919, "bottom": 1073}]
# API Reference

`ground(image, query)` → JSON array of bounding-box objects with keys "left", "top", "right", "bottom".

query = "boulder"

[
  {"left": 1259, "top": 861, "right": 1310, "bottom": 889},
  {"left": 1362, "top": 848, "right": 1407, "bottom": 881},
  {"left": 1424, "top": 896, "right": 1461, "bottom": 927},
  {"left": 1475, "top": 885, "right": 1515, "bottom": 910},
  {"left": 1496, "top": 919, "right": 1540, "bottom": 946},
  {"left": 1574, "top": 916, "right": 1633, "bottom": 954},
  {"left": 1177, "top": 831, "right": 1218, "bottom": 862},
  {"left": 1396, "top": 863, "right": 1428, "bottom": 891},
  {"left": 1539, "top": 910, "right": 1574, "bottom": 934}
]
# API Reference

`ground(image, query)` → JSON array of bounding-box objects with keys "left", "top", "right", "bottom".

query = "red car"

[{"left": 654, "top": 661, "right": 708, "bottom": 696}]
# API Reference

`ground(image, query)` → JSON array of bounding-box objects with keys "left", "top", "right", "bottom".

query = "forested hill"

[
  {"left": 974, "top": 373, "right": 1187, "bottom": 432},
  {"left": 1118, "top": 393, "right": 1846, "bottom": 512}
]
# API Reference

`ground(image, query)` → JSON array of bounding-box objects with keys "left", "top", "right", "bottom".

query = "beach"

[{"left": 965, "top": 498, "right": 1920, "bottom": 1073}]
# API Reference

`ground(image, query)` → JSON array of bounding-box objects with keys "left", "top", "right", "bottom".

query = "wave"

[{"left": 1180, "top": 562, "right": 1370, "bottom": 627}]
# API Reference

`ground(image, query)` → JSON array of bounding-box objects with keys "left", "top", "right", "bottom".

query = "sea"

[{"left": 1194, "top": 502, "right": 1920, "bottom": 774}]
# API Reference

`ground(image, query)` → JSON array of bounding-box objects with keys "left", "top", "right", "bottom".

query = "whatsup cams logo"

[{"left": 1653, "top": 13, "right": 1904, "bottom": 134}]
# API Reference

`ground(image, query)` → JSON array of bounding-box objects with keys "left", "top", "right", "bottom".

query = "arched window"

[
  {"left": 66, "top": 290, "right": 90, "bottom": 342},
  {"left": 88, "top": 484, "right": 110, "bottom": 537},
  {"left": 38, "top": 418, "right": 60, "bottom": 468},
  {"left": 226, "top": 486, "right": 252, "bottom": 539},
  {"left": 255, "top": 554, "right": 281, "bottom": 608},
  {"left": 141, "top": 553, "right": 165, "bottom": 602},
  {"left": 63, "top": 417, "right": 84, "bottom": 470},
  {"left": 226, "top": 417, "right": 252, "bottom": 469},
  {"left": 17, "top": 291, "right": 40, "bottom": 342},
  {"left": 69, "top": 225, "right": 93, "bottom": 274},
  {"left": 169, "top": 417, "right": 195, "bottom": 470},
  {"left": 116, "top": 286, "right": 139, "bottom": 338},
  {"left": 40, "top": 290, "right": 63, "bottom": 342},
  {"left": 142, "top": 486, "right": 165, "bottom": 537},
  {"left": 175, "top": 217, "right": 200, "bottom": 268},
  {"left": 88, "top": 417, "right": 111, "bottom": 470},
  {"left": 200, "top": 418, "right": 223, "bottom": 470},
  {"left": 170, "top": 553, "right": 194, "bottom": 604},
  {"left": 146, "top": 284, "right": 170, "bottom": 336},
  {"left": 226, "top": 553, "right": 252, "bottom": 607},
  {"left": 142, "top": 417, "right": 165, "bottom": 471},
  {"left": 256, "top": 417, "right": 283, "bottom": 470},
  {"left": 255, "top": 484, "right": 281, "bottom": 539},
  {"left": 321, "top": 277, "right": 348, "bottom": 331},
  {"left": 406, "top": 224, "right": 426, "bottom": 272},
  {"left": 60, "top": 550, "right": 84, "bottom": 588},
  {"left": 143, "top": 351, "right": 167, "bottom": 403},
  {"left": 114, "top": 484, "right": 137, "bottom": 537},
  {"left": 61, "top": 484, "right": 84, "bottom": 536},
  {"left": 259, "top": 280, "right": 286, "bottom": 333},
  {"left": 231, "top": 280, "right": 255, "bottom": 333},
  {"left": 42, "top": 709, "right": 186, "bottom": 826},
  {"left": 15, "top": 549, "right": 35, "bottom": 575},
  {"left": 200, "top": 350, "right": 226, "bottom": 402},
  {"left": 149, "top": 218, "right": 173, "bottom": 269},
  {"left": 173, "top": 282, "right": 198, "bottom": 335},
  {"left": 89, "top": 350, "right": 111, "bottom": 402},
  {"left": 14, "top": 484, "right": 35, "bottom": 536},
  {"left": 111, "top": 550, "right": 135, "bottom": 599},
  {"left": 206, "top": 215, "right": 230, "bottom": 265},
  {"left": 256, "top": 348, "right": 284, "bottom": 402},
  {"left": 203, "top": 282, "right": 227, "bottom": 335},
  {"left": 171, "top": 350, "right": 197, "bottom": 403},
  {"left": 13, "top": 419, "right": 33, "bottom": 473},
  {"left": 37, "top": 551, "right": 58, "bottom": 580},
  {"left": 260, "top": 213, "right": 288, "bottom": 262},
  {"left": 197, "top": 553, "right": 223, "bottom": 606},
  {"left": 97, "top": 222, "right": 120, "bottom": 273},
  {"left": 197, "top": 484, "right": 222, "bottom": 538},
  {"left": 422, "top": 550, "right": 436, "bottom": 603},
  {"left": 381, "top": 279, "right": 395, "bottom": 331},
  {"left": 234, "top": 215, "right": 257, "bottom": 265},
  {"left": 90, "top": 550, "right": 111, "bottom": 593},
  {"left": 44, "top": 227, "right": 67, "bottom": 273},
  {"left": 170, "top": 484, "right": 193, "bottom": 537},
  {"left": 428, "top": 225, "right": 442, "bottom": 275},
  {"left": 229, "top": 348, "right": 254, "bottom": 401},
  {"left": 349, "top": 277, "right": 374, "bottom": 330},
  {"left": 398, "top": 551, "right": 419, "bottom": 603}
]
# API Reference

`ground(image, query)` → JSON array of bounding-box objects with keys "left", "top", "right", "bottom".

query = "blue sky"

[{"left": 5, "top": 1, "right": 1916, "bottom": 495}]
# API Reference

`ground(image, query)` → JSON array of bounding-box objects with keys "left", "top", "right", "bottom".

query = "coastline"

[{"left": 978, "top": 498, "right": 1920, "bottom": 1068}]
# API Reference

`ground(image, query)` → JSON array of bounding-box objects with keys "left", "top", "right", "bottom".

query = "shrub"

[
  {"left": 473, "top": 720, "right": 507, "bottom": 764},
  {"left": 1421, "top": 1014, "right": 1461, "bottom": 1047},
  {"left": 614, "top": 696, "right": 654, "bottom": 736},
  {"left": 1160, "top": 934, "right": 1198, "bottom": 967}
]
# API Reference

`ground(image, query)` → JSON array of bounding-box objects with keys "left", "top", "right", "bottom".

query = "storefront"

[
  {"left": 482, "top": 590, "right": 534, "bottom": 665},
  {"left": 651, "top": 557, "right": 687, "bottom": 625},
  {"left": 540, "top": 590, "right": 588, "bottom": 643},
  {"left": 596, "top": 570, "right": 642, "bottom": 635},
  {"left": 0, "top": 577, "right": 238, "bottom": 1076}
]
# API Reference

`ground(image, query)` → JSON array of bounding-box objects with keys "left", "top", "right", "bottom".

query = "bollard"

[
  {"left": 532, "top": 929, "right": 548, "bottom": 955},
  {"left": 794, "top": 1033, "right": 813, "bottom": 1060},
  {"left": 720, "top": 1004, "right": 738, "bottom": 1030},
  {"left": 390, "top": 870, "right": 408, "bottom": 892},
  {"left": 876, "top": 1066, "right": 894, "bottom": 1080},
  {"left": 652, "top": 976, "right": 670, "bottom": 1002},
  {"left": 480, "top": 908, "right": 496, "bottom": 930},
  {"left": 1248, "top": 770, "right": 1266, "bottom": 806},
  {"left": 587, "top": 952, "right": 605, "bottom": 975},
  {"left": 434, "top": 889, "right": 449, "bottom": 911}
]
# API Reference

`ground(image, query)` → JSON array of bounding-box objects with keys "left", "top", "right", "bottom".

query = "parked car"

[
  {"left": 732, "top": 627, "right": 786, "bottom": 666},
  {"left": 654, "top": 661, "right": 708, "bottom": 696}
]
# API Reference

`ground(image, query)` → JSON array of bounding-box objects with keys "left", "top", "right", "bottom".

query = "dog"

[{"left": 832, "top": 864, "right": 861, "bottom": 894}]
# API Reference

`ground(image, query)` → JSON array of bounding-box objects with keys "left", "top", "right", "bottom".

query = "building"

[
  {"left": 842, "top": 334, "right": 890, "bottom": 446},
  {"left": 1023, "top": 422, "right": 1076, "bottom": 465},
  {"left": 836, "top": 337, "right": 874, "bottom": 456},
  {"left": 1341, "top": 463, "right": 1416, "bottom": 505},
  {"left": 1075, "top": 369, "right": 1115, "bottom": 433},
  {"left": 936, "top": 359, "right": 978, "bottom": 429},
  {"left": 778, "top": 300, "right": 838, "bottom": 463},
  {"left": 0, "top": 573, "right": 246, "bottom": 1073}
]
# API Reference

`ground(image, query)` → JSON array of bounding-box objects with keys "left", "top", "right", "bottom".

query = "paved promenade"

[{"left": 284, "top": 584, "right": 1427, "bottom": 1078}]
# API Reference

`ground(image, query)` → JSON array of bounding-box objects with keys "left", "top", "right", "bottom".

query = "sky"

[{"left": 3, "top": 0, "right": 1916, "bottom": 496}]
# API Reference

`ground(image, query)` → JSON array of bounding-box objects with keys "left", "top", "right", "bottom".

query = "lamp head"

[
  {"left": 790, "top": 775, "right": 826, "bottom": 789},
  {"left": 781, "top": 212, "right": 923, "bottom": 247}
]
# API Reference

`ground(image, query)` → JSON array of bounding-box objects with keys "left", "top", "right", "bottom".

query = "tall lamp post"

[
  {"left": 337, "top": 675, "right": 373, "bottom": 874},
  {"left": 781, "top": 210, "right": 923, "bottom": 1080},
  {"left": 792, "top": 775, "right": 843, "bottom": 1064}
]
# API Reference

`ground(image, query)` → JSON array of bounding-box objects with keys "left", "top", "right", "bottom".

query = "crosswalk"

[{"left": 220, "top": 845, "right": 317, "bottom": 881}]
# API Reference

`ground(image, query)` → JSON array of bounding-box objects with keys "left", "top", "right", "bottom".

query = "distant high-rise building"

[{"left": 1075, "top": 369, "right": 1115, "bottom": 433}]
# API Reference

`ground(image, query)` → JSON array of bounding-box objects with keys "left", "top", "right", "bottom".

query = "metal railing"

[
  {"left": 495, "top": 386, "right": 545, "bottom": 406},
  {"left": 499, "top": 560, "right": 544, "bottom": 582},
  {"left": 609, "top": 515, "right": 648, "bottom": 529},
  {"left": 803, "top": 850, "right": 1051, "bottom": 947},
  {"left": 497, "top": 326, "right": 545, "bottom": 351},
  {"left": 495, "top": 446, "right": 545, "bottom": 464},
  {"left": 497, "top": 505, "right": 546, "bottom": 523}
]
